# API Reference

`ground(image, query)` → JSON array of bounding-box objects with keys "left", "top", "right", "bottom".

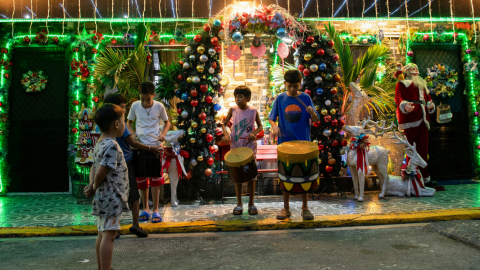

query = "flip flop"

[
  {"left": 152, "top": 212, "right": 162, "bottom": 223},
  {"left": 139, "top": 211, "right": 150, "bottom": 222},
  {"left": 248, "top": 206, "right": 258, "bottom": 215},
  {"left": 276, "top": 209, "right": 292, "bottom": 220},
  {"left": 129, "top": 226, "right": 148, "bottom": 238},
  {"left": 301, "top": 210, "right": 314, "bottom": 221},
  {"left": 233, "top": 206, "right": 243, "bottom": 215}
]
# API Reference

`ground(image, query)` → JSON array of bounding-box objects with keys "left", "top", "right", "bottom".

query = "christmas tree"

[
  {"left": 174, "top": 22, "right": 224, "bottom": 182},
  {"left": 295, "top": 35, "right": 347, "bottom": 178}
]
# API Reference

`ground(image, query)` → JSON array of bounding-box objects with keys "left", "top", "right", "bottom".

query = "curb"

[{"left": 1, "top": 207, "right": 479, "bottom": 238}]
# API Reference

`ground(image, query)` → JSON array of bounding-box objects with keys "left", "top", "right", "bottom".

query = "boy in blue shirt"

[
  {"left": 104, "top": 94, "right": 161, "bottom": 237},
  {"left": 268, "top": 70, "right": 319, "bottom": 221}
]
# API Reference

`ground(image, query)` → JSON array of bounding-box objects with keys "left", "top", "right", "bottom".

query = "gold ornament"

[
  {"left": 197, "top": 45, "right": 205, "bottom": 54},
  {"left": 197, "top": 155, "right": 204, "bottom": 161},
  {"left": 197, "top": 65, "right": 205, "bottom": 73},
  {"left": 304, "top": 53, "right": 313, "bottom": 61},
  {"left": 191, "top": 121, "right": 198, "bottom": 128},
  {"left": 321, "top": 109, "right": 328, "bottom": 116},
  {"left": 312, "top": 42, "right": 318, "bottom": 48},
  {"left": 187, "top": 77, "right": 193, "bottom": 83},
  {"left": 319, "top": 159, "right": 322, "bottom": 164},
  {"left": 201, "top": 127, "right": 207, "bottom": 133},
  {"left": 172, "top": 119, "right": 178, "bottom": 126},
  {"left": 220, "top": 75, "right": 230, "bottom": 86},
  {"left": 328, "top": 158, "right": 336, "bottom": 165},
  {"left": 189, "top": 137, "right": 196, "bottom": 143},
  {"left": 330, "top": 108, "right": 336, "bottom": 115},
  {"left": 315, "top": 105, "right": 320, "bottom": 112}
]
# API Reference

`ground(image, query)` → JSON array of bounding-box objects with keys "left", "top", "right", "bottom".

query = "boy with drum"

[
  {"left": 222, "top": 86, "right": 263, "bottom": 215},
  {"left": 268, "top": 70, "right": 319, "bottom": 220}
]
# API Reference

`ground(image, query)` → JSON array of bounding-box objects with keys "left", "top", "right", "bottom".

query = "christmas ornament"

[
  {"left": 181, "top": 111, "right": 189, "bottom": 119},
  {"left": 200, "top": 127, "right": 206, "bottom": 133},
  {"left": 304, "top": 53, "right": 313, "bottom": 61},
  {"left": 232, "top": 31, "right": 243, "bottom": 42},
  {"left": 172, "top": 119, "right": 178, "bottom": 126},
  {"left": 183, "top": 62, "right": 190, "bottom": 69},
  {"left": 303, "top": 69, "right": 311, "bottom": 76},
  {"left": 200, "top": 84, "right": 208, "bottom": 92},
  {"left": 310, "top": 64, "right": 318, "bottom": 72},
  {"left": 205, "top": 168, "right": 213, "bottom": 177},
  {"left": 73, "top": 100, "right": 80, "bottom": 106},
  {"left": 331, "top": 140, "right": 339, "bottom": 147},
  {"left": 466, "top": 49, "right": 472, "bottom": 54},
  {"left": 20, "top": 71, "right": 48, "bottom": 93},
  {"left": 177, "top": 75, "right": 184, "bottom": 81},
  {"left": 209, "top": 146, "right": 216, "bottom": 154},
  {"left": 215, "top": 45, "right": 222, "bottom": 52},
  {"left": 334, "top": 74, "right": 341, "bottom": 82},
  {"left": 317, "top": 48, "right": 325, "bottom": 56},
  {"left": 319, "top": 63, "right": 327, "bottom": 71},
  {"left": 306, "top": 36, "right": 315, "bottom": 43},
  {"left": 214, "top": 104, "right": 222, "bottom": 111},
  {"left": 208, "top": 48, "right": 216, "bottom": 56},
  {"left": 330, "top": 88, "right": 338, "bottom": 94},
  {"left": 208, "top": 67, "right": 215, "bottom": 74},
  {"left": 92, "top": 97, "right": 99, "bottom": 103},
  {"left": 276, "top": 28, "right": 286, "bottom": 38},
  {"left": 23, "top": 36, "right": 30, "bottom": 43},
  {"left": 187, "top": 77, "right": 193, "bottom": 83},
  {"left": 328, "top": 40, "right": 334, "bottom": 47},
  {"left": 196, "top": 65, "right": 205, "bottom": 73},
  {"left": 423, "top": 34, "right": 430, "bottom": 41},
  {"left": 181, "top": 93, "right": 189, "bottom": 101},
  {"left": 91, "top": 48, "right": 98, "bottom": 54},
  {"left": 333, "top": 54, "right": 339, "bottom": 61},
  {"left": 185, "top": 46, "right": 192, "bottom": 54},
  {"left": 213, "top": 19, "right": 222, "bottom": 27},
  {"left": 218, "top": 30, "right": 225, "bottom": 40},
  {"left": 313, "top": 121, "right": 320, "bottom": 127},
  {"left": 207, "top": 157, "right": 214, "bottom": 165},
  {"left": 318, "top": 144, "right": 325, "bottom": 151},
  {"left": 199, "top": 112, "right": 207, "bottom": 120},
  {"left": 407, "top": 51, "right": 414, "bottom": 57},
  {"left": 169, "top": 39, "right": 175, "bottom": 45},
  {"left": 328, "top": 158, "right": 336, "bottom": 165},
  {"left": 326, "top": 74, "right": 333, "bottom": 80},
  {"left": 192, "top": 76, "right": 201, "bottom": 84},
  {"left": 314, "top": 77, "right": 323, "bottom": 84},
  {"left": 325, "top": 100, "right": 331, "bottom": 106},
  {"left": 316, "top": 88, "right": 324, "bottom": 95},
  {"left": 211, "top": 37, "right": 219, "bottom": 46},
  {"left": 298, "top": 64, "right": 305, "bottom": 72},
  {"left": 341, "top": 139, "right": 348, "bottom": 146},
  {"left": 214, "top": 145, "right": 219, "bottom": 152},
  {"left": 321, "top": 109, "right": 328, "bottom": 115},
  {"left": 203, "top": 24, "right": 211, "bottom": 32},
  {"left": 200, "top": 55, "right": 209, "bottom": 62},
  {"left": 331, "top": 119, "right": 338, "bottom": 126},
  {"left": 185, "top": 171, "right": 193, "bottom": 180},
  {"left": 339, "top": 149, "right": 345, "bottom": 155},
  {"left": 197, "top": 46, "right": 206, "bottom": 54},
  {"left": 330, "top": 108, "right": 336, "bottom": 115},
  {"left": 293, "top": 52, "right": 300, "bottom": 59},
  {"left": 324, "top": 115, "right": 331, "bottom": 123},
  {"left": 197, "top": 155, "right": 204, "bottom": 162},
  {"left": 194, "top": 35, "right": 202, "bottom": 42},
  {"left": 312, "top": 42, "right": 318, "bottom": 48},
  {"left": 338, "top": 120, "right": 345, "bottom": 127},
  {"left": 325, "top": 166, "right": 333, "bottom": 173},
  {"left": 189, "top": 55, "right": 196, "bottom": 61},
  {"left": 190, "top": 89, "right": 198, "bottom": 97},
  {"left": 323, "top": 129, "right": 332, "bottom": 137},
  {"left": 71, "top": 128, "right": 78, "bottom": 133},
  {"left": 191, "top": 122, "right": 199, "bottom": 128},
  {"left": 206, "top": 96, "right": 213, "bottom": 103},
  {"left": 190, "top": 158, "right": 198, "bottom": 166},
  {"left": 304, "top": 89, "right": 312, "bottom": 96},
  {"left": 206, "top": 133, "right": 213, "bottom": 142},
  {"left": 211, "top": 78, "right": 219, "bottom": 86},
  {"left": 191, "top": 100, "right": 198, "bottom": 107}
]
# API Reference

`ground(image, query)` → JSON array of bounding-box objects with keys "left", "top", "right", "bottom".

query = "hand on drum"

[{"left": 84, "top": 184, "right": 95, "bottom": 198}]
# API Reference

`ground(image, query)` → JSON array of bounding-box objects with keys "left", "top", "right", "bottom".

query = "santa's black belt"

[{"left": 406, "top": 100, "right": 426, "bottom": 105}]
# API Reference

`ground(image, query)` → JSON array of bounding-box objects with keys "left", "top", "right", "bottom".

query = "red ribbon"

[
  {"left": 350, "top": 136, "right": 370, "bottom": 174},
  {"left": 162, "top": 148, "right": 183, "bottom": 179},
  {"left": 411, "top": 169, "right": 426, "bottom": 197}
]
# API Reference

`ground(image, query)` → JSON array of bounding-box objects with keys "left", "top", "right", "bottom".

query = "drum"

[
  {"left": 277, "top": 141, "right": 320, "bottom": 193},
  {"left": 225, "top": 147, "right": 258, "bottom": 183}
]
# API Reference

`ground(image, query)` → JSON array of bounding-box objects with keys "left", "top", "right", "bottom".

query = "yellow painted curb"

[{"left": 1, "top": 207, "right": 479, "bottom": 238}]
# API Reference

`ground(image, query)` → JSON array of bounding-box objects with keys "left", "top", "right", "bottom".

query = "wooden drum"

[
  {"left": 225, "top": 147, "right": 258, "bottom": 183},
  {"left": 277, "top": 141, "right": 320, "bottom": 193}
]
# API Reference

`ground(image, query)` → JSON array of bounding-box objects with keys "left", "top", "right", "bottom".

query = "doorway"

[
  {"left": 412, "top": 44, "right": 473, "bottom": 180},
  {"left": 8, "top": 47, "right": 70, "bottom": 192}
]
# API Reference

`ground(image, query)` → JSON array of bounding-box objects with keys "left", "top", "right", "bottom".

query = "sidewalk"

[{"left": 1, "top": 182, "right": 479, "bottom": 237}]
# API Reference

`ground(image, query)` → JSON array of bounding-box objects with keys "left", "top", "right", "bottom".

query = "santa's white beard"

[{"left": 411, "top": 75, "right": 429, "bottom": 93}]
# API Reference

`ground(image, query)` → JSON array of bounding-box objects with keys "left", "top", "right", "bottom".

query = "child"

[
  {"left": 84, "top": 103, "right": 129, "bottom": 270},
  {"left": 223, "top": 86, "right": 263, "bottom": 215},
  {"left": 127, "top": 82, "right": 170, "bottom": 223},
  {"left": 268, "top": 70, "right": 319, "bottom": 221},
  {"left": 104, "top": 94, "right": 162, "bottom": 237}
]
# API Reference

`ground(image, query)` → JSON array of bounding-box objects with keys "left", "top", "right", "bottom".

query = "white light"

[
  {"left": 124, "top": 15, "right": 128, "bottom": 18},
  {"left": 25, "top": 15, "right": 30, "bottom": 18},
  {"left": 270, "top": 46, "right": 274, "bottom": 53},
  {"left": 281, "top": 37, "right": 292, "bottom": 44}
]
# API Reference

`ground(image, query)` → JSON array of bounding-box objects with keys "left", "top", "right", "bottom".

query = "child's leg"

[
  {"left": 235, "top": 183, "right": 243, "bottom": 207},
  {"left": 301, "top": 193, "right": 308, "bottom": 210},
  {"left": 99, "top": 230, "right": 116, "bottom": 270},
  {"left": 151, "top": 185, "right": 160, "bottom": 213},
  {"left": 283, "top": 191, "right": 290, "bottom": 211},
  {"left": 247, "top": 180, "right": 255, "bottom": 207},
  {"left": 131, "top": 200, "right": 140, "bottom": 227},
  {"left": 139, "top": 187, "right": 150, "bottom": 212},
  {"left": 95, "top": 232, "right": 102, "bottom": 270}
]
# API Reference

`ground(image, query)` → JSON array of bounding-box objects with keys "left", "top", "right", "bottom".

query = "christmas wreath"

[
  {"left": 426, "top": 64, "right": 458, "bottom": 98},
  {"left": 20, "top": 71, "right": 48, "bottom": 93}
]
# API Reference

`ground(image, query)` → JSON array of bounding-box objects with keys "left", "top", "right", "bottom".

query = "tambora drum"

[
  {"left": 277, "top": 141, "right": 320, "bottom": 193},
  {"left": 225, "top": 147, "right": 258, "bottom": 183}
]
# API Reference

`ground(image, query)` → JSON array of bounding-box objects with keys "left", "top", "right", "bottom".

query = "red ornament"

[
  {"left": 338, "top": 120, "right": 345, "bottom": 127},
  {"left": 190, "top": 89, "right": 198, "bottom": 97},
  {"left": 111, "top": 38, "right": 117, "bottom": 44},
  {"left": 318, "top": 144, "right": 325, "bottom": 151},
  {"left": 330, "top": 88, "right": 338, "bottom": 95},
  {"left": 203, "top": 24, "right": 211, "bottom": 32},
  {"left": 333, "top": 54, "right": 339, "bottom": 61},
  {"left": 475, "top": 112, "right": 479, "bottom": 117},
  {"left": 334, "top": 74, "right": 341, "bottom": 82},
  {"left": 219, "top": 86, "right": 224, "bottom": 93},
  {"left": 324, "top": 115, "right": 331, "bottom": 123},
  {"left": 316, "top": 48, "right": 325, "bottom": 56},
  {"left": 71, "top": 128, "right": 78, "bottom": 134},
  {"left": 298, "top": 64, "right": 305, "bottom": 72},
  {"left": 92, "top": 97, "right": 99, "bottom": 103},
  {"left": 341, "top": 139, "right": 348, "bottom": 147},
  {"left": 23, "top": 36, "right": 30, "bottom": 43},
  {"left": 52, "top": 37, "right": 59, "bottom": 43},
  {"left": 209, "top": 146, "right": 216, "bottom": 154},
  {"left": 303, "top": 69, "right": 311, "bottom": 76},
  {"left": 199, "top": 112, "right": 207, "bottom": 120},
  {"left": 169, "top": 39, "right": 175, "bottom": 45},
  {"left": 205, "top": 168, "right": 213, "bottom": 177},
  {"left": 72, "top": 48, "right": 79, "bottom": 52},
  {"left": 206, "top": 96, "right": 213, "bottom": 103},
  {"left": 206, "top": 133, "right": 213, "bottom": 142},
  {"left": 185, "top": 170, "right": 193, "bottom": 179},
  {"left": 214, "top": 45, "right": 222, "bottom": 52},
  {"left": 3, "top": 74, "right": 9, "bottom": 79},
  {"left": 423, "top": 34, "right": 430, "bottom": 41},
  {"left": 304, "top": 89, "right": 312, "bottom": 96},
  {"left": 331, "top": 119, "right": 338, "bottom": 126},
  {"left": 331, "top": 140, "right": 339, "bottom": 147},
  {"left": 207, "top": 157, "right": 214, "bottom": 165},
  {"left": 200, "top": 84, "right": 208, "bottom": 92},
  {"left": 212, "top": 62, "right": 218, "bottom": 69},
  {"left": 191, "top": 100, "right": 199, "bottom": 107},
  {"left": 0, "top": 102, "right": 2, "bottom": 107},
  {"left": 292, "top": 42, "right": 298, "bottom": 49},
  {"left": 211, "top": 37, "right": 219, "bottom": 46},
  {"left": 454, "top": 33, "right": 459, "bottom": 38},
  {"left": 407, "top": 51, "right": 414, "bottom": 57},
  {"left": 177, "top": 108, "right": 182, "bottom": 114},
  {"left": 306, "top": 36, "right": 315, "bottom": 44},
  {"left": 177, "top": 75, "right": 184, "bottom": 81},
  {"left": 194, "top": 35, "right": 202, "bottom": 42},
  {"left": 179, "top": 60, "right": 184, "bottom": 66},
  {"left": 477, "top": 145, "right": 480, "bottom": 150},
  {"left": 313, "top": 121, "right": 321, "bottom": 127},
  {"left": 328, "top": 40, "right": 334, "bottom": 47},
  {"left": 72, "top": 100, "right": 80, "bottom": 106},
  {"left": 325, "top": 166, "right": 333, "bottom": 173}
]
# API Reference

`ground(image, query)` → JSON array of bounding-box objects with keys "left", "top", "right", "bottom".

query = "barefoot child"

[
  {"left": 268, "top": 70, "right": 319, "bottom": 221},
  {"left": 84, "top": 103, "right": 129, "bottom": 270},
  {"left": 223, "top": 86, "right": 263, "bottom": 215},
  {"left": 104, "top": 94, "right": 162, "bottom": 237},
  {"left": 127, "top": 82, "right": 170, "bottom": 223}
]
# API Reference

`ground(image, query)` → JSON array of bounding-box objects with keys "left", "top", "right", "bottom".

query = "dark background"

[{"left": 0, "top": 0, "right": 479, "bottom": 20}]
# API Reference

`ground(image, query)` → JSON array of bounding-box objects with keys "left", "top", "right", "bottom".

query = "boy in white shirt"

[{"left": 127, "top": 82, "right": 170, "bottom": 223}]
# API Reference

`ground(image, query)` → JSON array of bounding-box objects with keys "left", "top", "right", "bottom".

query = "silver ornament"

[
  {"left": 211, "top": 78, "right": 219, "bottom": 85},
  {"left": 312, "top": 42, "right": 318, "bottom": 48},
  {"left": 189, "top": 55, "right": 195, "bottom": 61},
  {"left": 185, "top": 46, "right": 192, "bottom": 54},
  {"left": 310, "top": 64, "right": 318, "bottom": 72},
  {"left": 190, "top": 158, "right": 198, "bottom": 166},
  {"left": 339, "top": 148, "right": 345, "bottom": 155},
  {"left": 213, "top": 145, "right": 219, "bottom": 152},
  {"left": 217, "top": 74, "right": 222, "bottom": 80},
  {"left": 200, "top": 55, "right": 209, "bottom": 63},
  {"left": 208, "top": 48, "right": 216, "bottom": 56},
  {"left": 192, "top": 76, "right": 201, "bottom": 83},
  {"left": 212, "top": 96, "right": 219, "bottom": 103},
  {"left": 314, "top": 76, "right": 322, "bottom": 84},
  {"left": 208, "top": 67, "right": 215, "bottom": 74},
  {"left": 323, "top": 129, "right": 332, "bottom": 137},
  {"left": 293, "top": 52, "right": 300, "bottom": 59},
  {"left": 181, "top": 111, "right": 189, "bottom": 119},
  {"left": 325, "top": 100, "right": 331, "bottom": 106},
  {"left": 183, "top": 62, "right": 190, "bottom": 69}
]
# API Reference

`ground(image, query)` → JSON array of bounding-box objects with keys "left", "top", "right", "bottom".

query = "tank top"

[{"left": 230, "top": 106, "right": 257, "bottom": 152}]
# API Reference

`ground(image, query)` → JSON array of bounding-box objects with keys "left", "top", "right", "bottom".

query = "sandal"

[
  {"left": 139, "top": 211, "right": 150, "bottom": 222},
  {"left": 276, "top": 209, "right": 292, "bottom": 220},
  {"left": 152, "top": 212, "right": 162, "bottom": 223},
  {"left": 301, "top": 210, "right": 314, "bottom": 221},
  {"left": 248, "top": 206, "right": 258, "bottom": 215},
  {"left": 129, "top": 226, "right": 148, "bottom": 238},
  {"left": 233, "top": 206, "right": 243, "bottom": 215}
]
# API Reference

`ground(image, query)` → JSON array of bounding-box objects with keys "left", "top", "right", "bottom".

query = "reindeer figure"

[
  {"left": 345, "top": 82, "right": 369, "bottom": 126},
  {"left": 386, "top": 130, "right": 436, "bottom": 197},
  {"left": 344, "top": 119, "right": 395, "bottom": 202}
]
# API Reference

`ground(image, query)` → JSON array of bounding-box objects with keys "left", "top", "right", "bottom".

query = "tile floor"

[{"left": 1, "top": 182, "right": 479, "bottom": 228}]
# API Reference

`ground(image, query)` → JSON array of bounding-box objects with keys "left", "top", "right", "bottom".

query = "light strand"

[
  {"left": 127, "top": 0, "right": 130, "bottom": 35},
  {"left": 471, "top": 0, "right": 476, "bottom": 43},
  {"left": 428, "top": 0, "right": 433, "bottom": 42},
  {"left": 111, "top": 0, "right": 114, "bottom": 35},
  {"left": 78, "top": 0, "right": 81, "bottom": 35},
  {"left": 192, "top": 0, "right": 194, "bottom": 31},
  {"left": 12, "top": 0, "right": 15, "bottom": 38},
  {"left": 46, "top": 0, "right": 50, "bottom": 39},
  {"left": 362, "top": 0, "right": 365, "bottom": 18},
  {"left": 29, "top": 0, "right": 33, "bottom": 39},
  {"left": 333, "top": 0, "right": 347, "bottom": 17},
  {"left": 62, "top": 0, "right": 65, "bottom": 37},
  {"left": 409, "top": 0, "right": 435, "bottom": 17},
  {"left": 60, "top": 3, "right": 73, "bottom": 18},
  {"left": 143, "top": 0, "right": 146, "bottom": 28},
  {"left": 450, "top": 0, "right": 456, "bottom": 43},
  {"left": 94, "top": 0, "right": 98, "bottom": 33}
]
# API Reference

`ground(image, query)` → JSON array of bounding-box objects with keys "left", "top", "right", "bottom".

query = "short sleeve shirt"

[
  {"left": 127, "top": 101, "right": 168, "bottom": 146},
  {"left": 268, "top": 92, "right": 318, "bottom": 144},
  {"left": 91, "top": 138, "right": 129, "bottom": 217},
  {"left": 116, "top": 127, "right": 133, "bottom": 162}
]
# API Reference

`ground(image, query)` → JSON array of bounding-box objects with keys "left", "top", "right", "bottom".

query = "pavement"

[{"left": 1, "top": 222, "right": 480, "bottom": 270}]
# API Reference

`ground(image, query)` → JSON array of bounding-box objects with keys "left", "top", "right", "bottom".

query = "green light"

[
  {"left": 302, "top": 17, "right": 479, "bottom": 22},
  {"left": 0, "top": 18, "right": 208, "bottom": 23}
]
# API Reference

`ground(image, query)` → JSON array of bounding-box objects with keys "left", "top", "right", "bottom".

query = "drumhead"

[
  {"left": 224, "top": 147, "right": 254, "bottom": 167},
  {"left": 277, "top": 141, "right": 318, "bottom": 164}
]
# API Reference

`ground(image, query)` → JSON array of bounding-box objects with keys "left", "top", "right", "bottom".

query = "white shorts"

[{"left": 97, "top": 215, "right": 121, "bottom": 232}]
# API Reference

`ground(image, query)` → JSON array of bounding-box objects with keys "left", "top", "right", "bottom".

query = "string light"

[
  {"left": 333, "top": 0, "right": 347, "bottom": 17},
  {"left": 408, "top": 0, "right": 434, "bottom": 17},
  {"left": 62, "top": 0, "right": 65, "bottom": 37},
  {"left": 111, "top": 0, "right": 114, "bottom": 35},
  {"left": 90, "top": 0, "right": 102, "bottom": 17},
  {"left": 60, "top": 3, "right": 73, "bottom": 18},
  {"left": 134, "top": 0, "right": 142, "bottom": 17},
  {"left": 449, "top": 0, "right": 456, "bottom": 43},
  {"left": 364, "top": 0, "right": 375, "bottom": 14},
  {"left": 428, "top": 0, "right": 433, "bottom": 42},
  {"left": 470, "top": 0, "right": 476, "bottom": 43},
  {"left": 388, "top": 0, "right": 410, "bottom": 16},
  {"left": 26, "top": 7, "right": 37, "bottom": 17},
  {"left": 171, "top": 0, "right": 176, "bottom": 18}
]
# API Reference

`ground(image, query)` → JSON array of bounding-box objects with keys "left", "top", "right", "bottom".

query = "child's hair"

[
  {"left": 139, "top": 81, "right": 156, "bottom": 95},
  {"left": 104, "top": 93, "right": 127, "bottom": 105},
  {"left": 284, "top": 70, "right": 302, "bottom": 84},
  {"left": 94, "top": 103, "right": 124, "bottom": 132},
  {"left": 234, "top": 85, "right": 251, "bottom": 99}
]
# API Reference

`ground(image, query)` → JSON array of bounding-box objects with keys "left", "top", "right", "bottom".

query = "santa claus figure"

[{"left": 394, "top": 63, "right": 435, "bottom": 184}]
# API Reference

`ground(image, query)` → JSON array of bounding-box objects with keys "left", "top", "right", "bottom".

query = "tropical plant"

[
  {"left": 325, "top": 23, "right": 396, "bottom": 119},
  {"left": 156, "top": 61, "right": 182, "bottom": 106}
]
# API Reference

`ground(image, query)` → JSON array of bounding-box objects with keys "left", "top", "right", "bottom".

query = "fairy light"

[
  {"left": 78, "top": 0, "right": 81, "bottom": 35},
  {"left": 46, "top": 0, "right": 50, "bottom": 40},
  {"left": 364, "top": 0, "right": 375, "bottom": 14},
  {"left": 12, "top": 0, "right": 15, "bottom": 38},
  {"left": 428, "top": 0, "right": 433, "bottom": 42},
  {"left": 334, "top": 0, "right": 347, "bottom": 17},
  {"left": 388, "top": 0, "right": 410, "bottom": 16},
  {"left": 171, "top": 0, "right": 176, "bottom": 18},
  {"left": 111, "top": 0, "right": 114, "bottom": 35},
  {"left": 449, "top": 0, "right": 456, "bottom": 43},
  {"left": 26, "top": 7, "right": 36, "bottom": 17},
  {"left": 90, "top": 0, "right": 102, "bottom": 18},
  {"left": 60, "top": 3, "right": 73, "bottom": 18},
  {"left": 409, "top": 1, "right": 434, "bottom": 16},
  {"left": 470, "top": 0, "right": 476, "bottom": 43}
]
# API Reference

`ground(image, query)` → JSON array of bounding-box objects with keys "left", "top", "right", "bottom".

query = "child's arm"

[
  {"left": 126, "top": 135, "right": 161, "bottom": 154},
  {"left": 126, "top": 120, "right": 137, "bottom": 139},
  {"left": 248, "top": 111, "right": 263, "bottom": 141},
  {"left": 93, "top": 165, "right": 109, "bottom": 191},
  {"left": 222, "top": 108, "right": 233, "bottom": 144},
  {"left": 268, "top": 119, "right": 280, "bottom": 137},
  {"left": 159, "top": 119, "right": 171, "bottom": 142},
  {"left": 84, "top": 166, "right": 96, "bottom": 197}
]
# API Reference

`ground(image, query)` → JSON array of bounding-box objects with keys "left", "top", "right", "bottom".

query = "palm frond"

[
  {"left": 325, "top": 23, "right": 354, "bottom": 85},
  {"left": 351, "top": 45, "right": 390, "bottom": 83},
  {"left": 271, "top": 63, "right": 297, "bottom": 88},
  {"left": 359, "top": 64, "right": 378, "bottom": 89}
]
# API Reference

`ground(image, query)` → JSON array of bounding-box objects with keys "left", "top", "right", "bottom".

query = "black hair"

[
  {"left": 94, "top": 103, "right": 124, "bottom": 133},
  {"left": 139, "top": 81, "right": 156, "bottom": 95},
  {"left": 284, "top": 70, "right": 302, "bottom": 84},
  {"left": 234, "top": 85, "right": 251, "bottom": 99},
  {"left": 104, "top": 93, "right": 127, "bottom": 106}
]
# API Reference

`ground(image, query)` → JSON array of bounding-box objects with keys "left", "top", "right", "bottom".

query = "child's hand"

[
  {"left": 149, "top": 146, "right": 161, "bottom": 155},
  {"left": 84, "top": 184, "right": 94, "bottom": 198},
  {"left": 248, "top": 133, "right": 256, "bottom": 141},
  {"left": 158, "top": 134, "right": 166, "bottom": 142},
  {"left": 271, "top": 126, "right": 280, "bottom": 137},
  {"left": 306, "top": 106, "right": 316, "bottom": 115}
]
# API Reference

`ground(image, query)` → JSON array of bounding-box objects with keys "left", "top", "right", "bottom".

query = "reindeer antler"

[
  {"left": 391, "top": 129, "right": 416, "bottom": 153},
  {"left": 366, "top": 120, "right": 396, "bottom": 138}
]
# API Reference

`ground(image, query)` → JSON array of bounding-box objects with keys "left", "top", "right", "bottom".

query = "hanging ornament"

[
  {"left": 23, "top": 36, "right": 30, "bottom": 43},
  {"left": 197, "top": 46, "right": 206, "bottom": 54},
  {"left": 183, "top": 62, "right": 191, "bottom": 69},
  {"left": 205, "top": 168, "right": 213, "bottom": 177},
  {"left": 194, "top": 35, "right": 202, "bottom": 42},
  {"left": 328, "top": 158, "right": 336, "bottom": 165},
  {"left": 201, "top": 127, "right": 207, "bottom": 134},
  {"left": 341, "top": 139, "right": 348, "bottom": 147},
  {"left": 187, "top": 77, "right": 193, "bottom": 83},
  {"left": 306, "top": 36, "right": 315, "bottom": 43},
  {"left": 325, "top": 100, "right": 332, "bottom": 106},
  {"left": 317, "top": 48, "right": 325, "bottom": 56},
  {"left": 319, "top": 63, "right": 327, "bottom": 71},
  {"left": 71, "top": 128, "right": 78, "bottom": 134},
  {"left": 312, "top": 43, "right": 318, "bottom": 48},
  {"left": 276, "top": 28, "right": 286, "bottom": 38},
  {"left": 185, "top": 46, "right": 192, "bottom": 54},
  {"left": 197, "top": 65, "right": 205, "bottom": 73},
  {"left": 330, "top": 108, "right": 336, "bottom": 115},
  {"left": 318, "top": 144, "right": 325, "bottom": 151},
  {"left": 334, "top": 74, "right": 341, "bottom": 82},
  {"left": 211, "top": 78, "right": 219, "bottom": 86},
  {"left": 326, "top": 74, "right": 333, "bottom": 80},
  {"left": 407, "top": 51, "right": 414, "bottom": 57},
  {"left": 215, "top": 45, "right": 222, "bottom": 52},
  {"left": 209, "top": 146, "right": 216, "bottom": 154},
  {"left": 181, "top": 111, "right": 189, "bottom": 119},
  {"left": 218, "top": 30, "right": 225, "bottom": 40},
  {"left": 206, "top": 96, "right": 213, "bottom": 103},
  {"left": 72, "top": 100, "right": 80, "bottom": 106},
  {"left": 314, "top": 77, "right": 323, "bottom": 84},
  {"left": 226, "top": 45, "right": 242, "bottom": 77},
  {"left": 190, "top": 89, "right": 198, "bottom": 97},
  {"left": 214, "top": 103, "right": 222, "bottom": 111},
  {"left": 191, "top": 100, "right": 199, "bottom": 107},
  {"left": 207, "top": 157, "right": 214, "bottom": 165},
  {"left": 251, "top": 43, "right": 266, "bottom": 74},
  {"left": 330, "top": 88, "right": 338, "bottom": 95},
  {"left": 310, "top": 64, "right": 318, "bottom": 72},
  {"left": 298, "top": 64, "right": 305, "bottom": 72},
  {"left": 423, "top": 34, "right": 430, "bottom": 41},
  {"left": 304, "top": 89, "right": 312, "bottom": 96},
  {"left": 328, "top": 40, "right": 334, "bottom": 47},
  {"left": 321, "top": 109, "right": 328, "bottom": 115},
  {"left": 203, "top": 24, "right": 211, "bottom": 32},
  {"left": 191, "top": 121, "right": 199, "bottom": 128},
  {"left": 313, "top": 121, "right": 321, "bottom": 127},
  {"left": 199, "top": 112, "right": 207, "bottom": 120},
  {"left": 232, "top": 31, "right": 243, "bottom": 43},
  {"left": 466, "top": 49, "right": 472, "bottom": 54},
  {"left": 199, "top": 55, "right": 209, "bottom": 63},
  {"left": 192, "top": 76, "right": 201, "bottom": 83},
  {"left": 323, "top": 129, "right": 332, "bottom": 137},
  {"left": 172, "top": 119, "right": 178, "bottom": 126},
  {"left": 333, "top": 54, "right": 339, "bottom": 62},
  {"left": 197, "top": 155, "right": 204, "bottom": 162},
  {"left": 304, "top": 53, "right": 313, "bottom": 61},
  {"left": 277, "top": 42, "right": 289, "bottom": 74},
  {"left": 325, "top": 166, "right": 333, "bottom": 173},
  {"left": 213, "top": 19, "right": 222, "bottom": 27},
  {"left": 211, "top": 37, "right": 220, "bottom": 46},
  {"left": 338, "top": 119, "right": 345, "bottom": 127},
  {"left": 293, "top": 52, "right": 300, "bottom": 59},
  {"left": 303, "top": 69, "right": 311, "bottom": 76},
  {"left": 206, "top": 133, "right": 214, "bottom": 142},
  {"left": 324, "top": 115, "right": 332, "bottom": 123},
  {"left": 190, "top": 158, "right": 198, "bottom": 166},
  {"left": 208, "top": 48, "right": 216, "bottom": 56},
  {"left": 199, "top": 84, "right": 208, "bottom": 93},
  {"left": 189, "top": 55, "right": 196, "bottom": 61},
  {"left": 92, "top": 97, "right": 99, "bottom": 103},
  {"left": 177, "top": 75, "right": 184, "bottom": 81},
  {"left": 181, "top": 93, "right": 189, "bottom": 101},
  {"left": 208, "top": 67, "right": 215, "bottom": 74},
  {"left": 331, "top": 119, "right": 338, "bottom": 126},
  {"left": 316, "top": 88, "right": 324, "bottom": 95}
]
